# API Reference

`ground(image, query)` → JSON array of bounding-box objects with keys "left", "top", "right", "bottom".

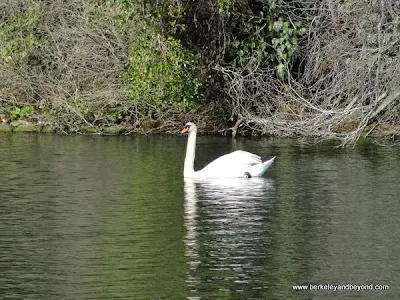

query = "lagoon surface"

[{"left": 0, "top": 133, "right": 399, "bottom": 299}]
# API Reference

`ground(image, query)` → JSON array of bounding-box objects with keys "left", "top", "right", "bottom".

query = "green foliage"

[
  {"left": 165, "top": 4, "right": 186, "bottom": 34},
  {"left": 269, "top": 17, "right": 307, "bottom": 79},
  {"left": 227, "top": 35, "right": 269, "bottom": 67},
  {"left": 140, "top": 0, "right": 187, "bottom": 35},
  {"left": 106, "top": 107, "right": 131, "bottom": 123},
  {"left": 218, "top": 0, "right": 232, "bottom": 17},
  {"left": 96, "top": 0, "right": 202, "bottom": 116},
  {"left": 10, "top": 106, "right": 35, "bottom": 120},
  {"left": 93, "top": 0, "right": 140, "bottom": 36},
  {"left": 125, "top": 34, "right": 200, "bottom": 111},
  {"left": 225, "top": 0, "right": 306, "bottom": 78},
  {"left": 0, "top": 7, "right": 37, "bottom": 63}
]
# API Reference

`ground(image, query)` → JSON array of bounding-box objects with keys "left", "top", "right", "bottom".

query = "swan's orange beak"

[{"left": 181, "top": 127, "right": 189, "bottom": 134}]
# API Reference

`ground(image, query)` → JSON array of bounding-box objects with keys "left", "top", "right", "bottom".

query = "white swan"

[{"left": 181, "top": 122, "right": 275, "bottom": 178}]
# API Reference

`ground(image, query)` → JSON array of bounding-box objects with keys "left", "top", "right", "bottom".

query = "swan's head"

[{"left": 181, "top": 122, "right": 197, "bottom": 134}]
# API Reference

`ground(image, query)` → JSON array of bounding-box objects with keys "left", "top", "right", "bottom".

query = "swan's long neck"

[{"left": 184, "top": 131, "right": 196, "bottom": 177}]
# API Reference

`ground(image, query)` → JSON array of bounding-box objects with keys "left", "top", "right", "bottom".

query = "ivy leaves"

[
  {"left": 270, "top": 18, "right": 307, "bottom": 79},
  {"left": 225, "top": 0, "right": 307, "bottom": 79}
]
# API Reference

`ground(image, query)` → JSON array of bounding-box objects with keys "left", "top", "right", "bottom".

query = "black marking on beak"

[{"left": 181, "top": 124, "right": 191, "bottom": 134}]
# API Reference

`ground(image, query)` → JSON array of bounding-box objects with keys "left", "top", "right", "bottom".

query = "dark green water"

[{"left": 0, "top": 133, "right": 399, "bottom": 299}]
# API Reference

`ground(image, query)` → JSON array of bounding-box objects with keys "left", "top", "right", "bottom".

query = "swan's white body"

[{"left": 182, "top": 122, "right": 275, "bottom": 178}]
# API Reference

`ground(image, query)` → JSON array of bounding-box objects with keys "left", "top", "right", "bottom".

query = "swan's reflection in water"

[{"left": 184, "top": 178, "right": 275, "bottom": 297}]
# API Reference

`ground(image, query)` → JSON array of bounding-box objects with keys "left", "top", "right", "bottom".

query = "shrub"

[
  {"left": 0, "top": 1, "right": 37, "bottom": 64},
  {"left": 125, "top": 33, "right": 200, "bottom": 113}
]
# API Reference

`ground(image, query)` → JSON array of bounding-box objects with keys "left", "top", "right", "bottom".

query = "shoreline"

[{"left": 1, "top": 120, "right": 399, "bottom": 143}]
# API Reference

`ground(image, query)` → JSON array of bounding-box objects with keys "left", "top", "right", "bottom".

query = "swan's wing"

[
  {"left": 197, "top": 150, "right": 262, "bottom": 176},
  {"left": 206, "top": 150, "right": 262, "bottom": 168}
]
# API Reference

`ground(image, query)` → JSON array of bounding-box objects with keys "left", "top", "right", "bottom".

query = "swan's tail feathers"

[{"left": 248, "top": 156, "right": 276, "bottom": 177}]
